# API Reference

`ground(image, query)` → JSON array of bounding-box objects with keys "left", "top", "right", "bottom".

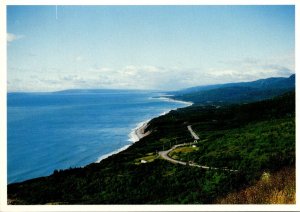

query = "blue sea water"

[{"left": 7, "top": 90, "right": 189, "bottom": 183}]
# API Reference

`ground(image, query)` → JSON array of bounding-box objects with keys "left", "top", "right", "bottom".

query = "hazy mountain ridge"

[
  {"left": 171, "top": 74, "right": 295, "bottom": 94},
  {"left": 172, "top": 74, "right": 295, "bottom": 104}
]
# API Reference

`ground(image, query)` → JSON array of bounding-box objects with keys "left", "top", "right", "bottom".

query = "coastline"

[
  {"left": 95, "top": 120, "right": 150, "bottom": 163},
  {"left": 95, "top": 95, "right": 192, "bottom": 164},
  {"left": 153, "top": 96, "right": 194, "bottom": 106},
  {"left": 128, "top": 120, "right": 151, "bottom": 142},
  {"left": 8, "top": 93, "right": 192, "bottom": 183}
]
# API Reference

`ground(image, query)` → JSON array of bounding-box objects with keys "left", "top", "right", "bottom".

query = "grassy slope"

[
  {"left": 8, "top": 92, "right": 295, "bottom": 204},
  {"left": 215, "top": 166, "right": 295, "bottom": 204}
]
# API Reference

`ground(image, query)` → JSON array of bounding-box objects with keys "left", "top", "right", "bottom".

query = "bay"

[{"left": 7, "top": 90, "right": 189, "bottom": 183}]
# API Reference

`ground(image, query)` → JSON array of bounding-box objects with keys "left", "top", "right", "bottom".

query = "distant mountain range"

[{"left": 171, "top": 74, "right": 295, "bottom": 105}]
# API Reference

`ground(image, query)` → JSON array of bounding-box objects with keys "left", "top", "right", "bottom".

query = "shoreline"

[
  {"left": 95, "top": 120, "right": 151, "bottom": 163},
  {"left": 151, "top": 96, "right": 194, "bottom": 106},
  {"left": 129, "top": 120, "right": 151, "bottom": 143},
  {"left": 8, "top": 95, "right": 193, "bottom": 184},
  {"left": 95, "top": 95, "right": 192, "bottom": 164}
]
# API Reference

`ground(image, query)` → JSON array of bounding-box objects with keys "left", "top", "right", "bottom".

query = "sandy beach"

[
  {"left": 155, "top": 96, "right": 193, "bottom": 106},
  {"left": 130, "top": 121, "right": 151, "bottom": 142},
  {"left": 96, "top": 96, "right": 190, "bottom": 164},
  {"left": 131, "top": 96, "right": 192, "bottom": 142},
  {"left": 96, "top": 121, "right": 151, "bottom": 163},
  {"left": 135, "top": 122, "right": 151, "bottom": 140}
]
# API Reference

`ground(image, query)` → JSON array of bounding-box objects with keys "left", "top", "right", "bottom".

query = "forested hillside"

[
  {"left": 172, "top": 74, "right": 295, "bottom": 104},
  {"left": 8, "top": 91, "right": 295, "bottom": 204}
]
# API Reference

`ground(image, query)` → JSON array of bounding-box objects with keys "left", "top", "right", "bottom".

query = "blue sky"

[{"left": 7, "top": 5, "right": 295, "bottom": 91}]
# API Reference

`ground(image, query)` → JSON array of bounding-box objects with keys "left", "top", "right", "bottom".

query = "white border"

[
  {"left": 0, "top": 0, "right": 7, "bottom": 211},
  {"left": 295, "top": 2, "right": 299, "bottom": 211},
  {"left": 1, "top": 204, "right": 300, "bottom": 211},
  {"left": 3, "top": 0, "right": 298, "bottom": 6},
  {"left": 1, "top": 1, "right": 298, "bottom": 211}
]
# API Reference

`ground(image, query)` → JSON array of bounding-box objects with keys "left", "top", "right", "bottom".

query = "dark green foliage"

[
  {"left": 171, "top": 74, "right": 295, "bottom": 104},
  {"left": 175, "top": 86, "right": 294, "bottom": 105},
  {"left": 174, "top": 75, "right": 295, "bottom": 105},
  {"left": 191, "top": 118, "right": 294, "bottom": 173},
  {"left": 8, "top": 160, "right": 243, "bottom": 204},
  {"left": 8, "top": 91, "right": 295, "bottom": 204}
]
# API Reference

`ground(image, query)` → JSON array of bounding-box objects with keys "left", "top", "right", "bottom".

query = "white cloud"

[
  {"left": 209, "top": 55, "right": 294, "bottom": 84},
  {"left": 7, "top": 33, "right": 24, "bottom": 43},
  {"left": 7, "top": 56, "right": 295, "bottom": 92},
  {"left": 75, "top": 56, "right": 83, "bottom": 62}
]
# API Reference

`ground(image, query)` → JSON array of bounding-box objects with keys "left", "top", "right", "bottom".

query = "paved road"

[
  {"left": 158, "top": 145, "right": 238, "bottom": 172},
  {"left": 159, "top": 143, "right": 190, "bottom": 165},
  {"left": 187, "top": 125, "right": 199, "bottom": 140},
  {"left": 158, "top": 126, "right": 238, "bottom": 172}
]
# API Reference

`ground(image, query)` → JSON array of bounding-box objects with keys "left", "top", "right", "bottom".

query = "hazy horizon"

[
  {"left": 7, "top": 5, "right": 295, "bottom": 92},
  {"left": 7, "top": 73, "right": 295, "bottom": 94}
]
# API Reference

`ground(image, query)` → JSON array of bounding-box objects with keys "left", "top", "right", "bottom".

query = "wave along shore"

[
  {"left": 95, "top": 96, "right": 192, "bottom": 163},
  {"left": 95, "top": 120, "right": 150, "bottom": 162},
  {"left": 153, "top": 96, "right": 194, "bottom": 106}
]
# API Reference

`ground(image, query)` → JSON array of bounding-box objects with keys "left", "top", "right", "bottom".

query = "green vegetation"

[
  {"left": 173, "top": 74, "right": 295, "bottom": 105},
  {"left": 169, "top": 146, "right": 199, "bottom": 161},
  {"left": 8, "top": 91, "right": 295, "bottom": 204},
  {"left": 134, "top": 153, "right": 158, "bottom": 164},
  {"left": 187, "top": 118, "right": 295, "bottom": 177},
  {"left": 175, "top": 86, "right": 294, "bottom": 105}
]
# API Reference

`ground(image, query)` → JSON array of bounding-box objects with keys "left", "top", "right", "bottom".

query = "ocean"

[{"left": 7, "top": 90, "right": 190, "bottom": 183}]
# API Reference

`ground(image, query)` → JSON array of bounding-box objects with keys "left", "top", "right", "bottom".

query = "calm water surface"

[{"left": 8, "top": 90, "right": 189, "bottom": 183}]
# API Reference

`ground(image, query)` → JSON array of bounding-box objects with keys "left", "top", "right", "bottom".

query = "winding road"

[
  {"left": 158, "top": 125, "right": 238, "bottom": 172},
  {"left": 159, "top": 143, "right": 189, "bottom": 166}
]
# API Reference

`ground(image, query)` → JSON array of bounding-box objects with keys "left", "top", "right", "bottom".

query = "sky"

[{"left": 7, "top": 5, "right": 295, "bottom": 92}]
